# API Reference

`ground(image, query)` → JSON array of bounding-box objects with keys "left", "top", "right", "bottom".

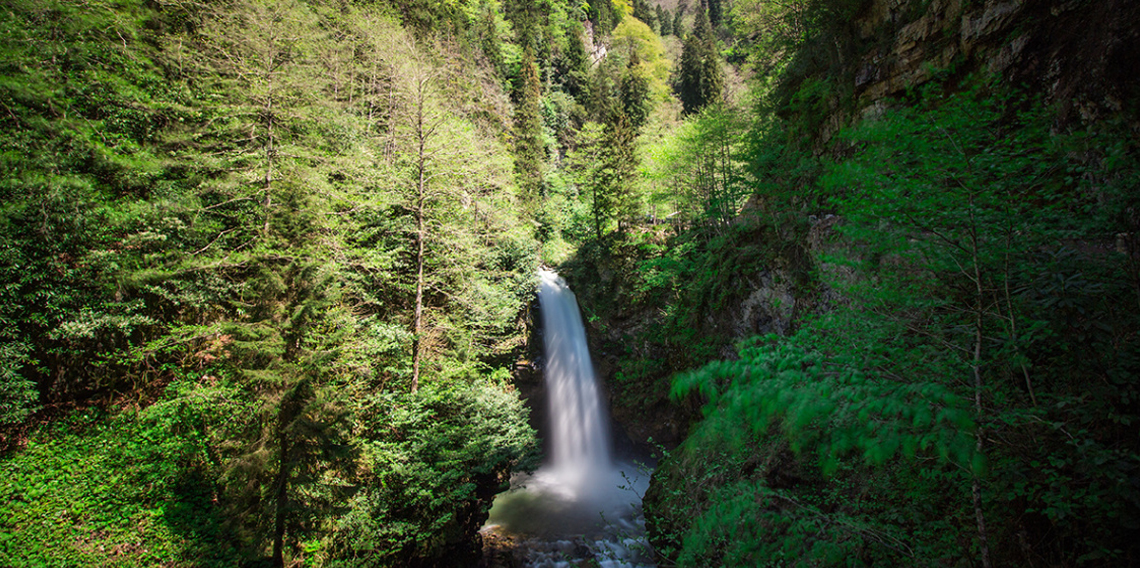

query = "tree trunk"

[
  {"left": 263, "top": 75, "right": 274, "bottom": 237},
  {"left": 412, "top": 185, "right": 424, "bottom": 393},
  {"left": 1003, "top": 228, "right": 1036, "bottom": 406},
  {"left": 969, "top": 214, "right": 993, "bottom": 568},
  {"left": 411, "top": 79, "right": 427, "bottom": 393},
  {"left": 272, "top": 428, "right": 289, "bottom": 568}
]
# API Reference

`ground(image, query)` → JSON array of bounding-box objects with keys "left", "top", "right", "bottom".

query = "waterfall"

[
  {"left": 483, "top": 270, "right": 654, "bottom": 567},
  {"left": 539, "top": 269, "right": 612, "bottom": 484}
]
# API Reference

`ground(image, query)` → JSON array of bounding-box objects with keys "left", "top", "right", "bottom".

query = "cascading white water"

[
  {"left": 539, "top": 269, "right": 612, "bottom": 486},
  {"left": 483, "top": 270, "right": 655, "bottom": 568}
]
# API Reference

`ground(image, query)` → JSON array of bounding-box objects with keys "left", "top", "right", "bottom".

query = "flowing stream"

[{"left": 483, "top": 270, "right": 654, "bottom": 567}]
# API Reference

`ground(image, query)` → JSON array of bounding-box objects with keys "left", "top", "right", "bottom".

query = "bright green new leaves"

[
  {"left": 611, "top": 16, "right": 672, "bottom": 100},
  {"left": 644, "top": 105, "right": 747, "bottom": 226},
  {"left": 673, "top": 334, "right": 977, "bottom": 473}
]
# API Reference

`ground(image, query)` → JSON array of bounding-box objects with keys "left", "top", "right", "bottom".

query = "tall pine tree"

[
  {"left": 604, "top": 113, "right": 641, "bottom": 233},
  {"left": 620, "top": 48, "right": 651, "bottom": 130},
  {"left": 657, "top": 5, "right": 673, "bottom": 35},
  {"left": 561, "top": 26, "right": 592, "bottom": 102},
  {"left": 514, "top": 46, "right": 545, "bottom": 203},
  {"left": 589, "top": 0, "right": 616, "bottom": 37},
  {"left": 633, "top": 0, "right": 657, "bottom": 31},
  {"left": 674, "top": 2, "right": 687, "bottom": 36},
  {"left": 570, "top": 117, "right": 639, "bottom": 240},
  {"left": 677, "top": 9, "right": 723, "bottom": 115},
  {"left": 708, "top": 0, "right": 723, "bottom": 27}
]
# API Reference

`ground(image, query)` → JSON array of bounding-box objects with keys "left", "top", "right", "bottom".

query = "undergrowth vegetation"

[{"left": 1, "top": 376, "right": 537, "bottom": 567}]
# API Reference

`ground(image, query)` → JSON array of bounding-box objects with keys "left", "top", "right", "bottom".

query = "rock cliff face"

[{"left": 846, "top": 0, "right": 1139, "bottom": 128}]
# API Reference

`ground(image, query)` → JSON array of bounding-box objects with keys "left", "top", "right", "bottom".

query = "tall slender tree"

[
  {"left": 604, "top": 113, "right": 641, "bottom": 233},
  {"left": 633, "top": 0, "right": 657, "bottom": 31},
  {"left": 569, "top": 113, "right": 640, "bottom": 240},
  {"left": 408, "top": 68, "right": 438, "bottom": 393},
  {"left": 677, "top": 8, "right": 723, "bottom": 115},
  {"left": 588, "top": 58, "right": 621, "bottom": 122},
  {"left": 708, "top": 0, "right": 723, "bottom": 26},
  {"left": 589, "top": 0, "right": 617, "bottom": 37},
  {"left": 620, "top": 48, "right": 652, "bottom": 130},
  {"left": 513, "top": 46, "right": 545, "bottom": 204},
  {"left": 657, "top": 5, "right": 673, "bottom": 35},
  {"left": 382, "top": 34, "right": 525, "bottom": 390},
  {"left": 193, "top": 0, "right": 324, "bottom": 239},
  {"left": 561, "top": 25, "right": 592, "bottom": 101}
]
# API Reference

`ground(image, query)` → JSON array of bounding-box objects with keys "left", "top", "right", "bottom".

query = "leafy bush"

[{"left": 324, "top": 382, "right": 539, "bottom": 567}]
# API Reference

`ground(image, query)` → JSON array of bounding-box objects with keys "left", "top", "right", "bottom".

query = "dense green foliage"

[
  {"left": 0, "top": 0, "right": 553, "bottom": 564},
  {"left": 4, "top": 0, "right": 1138, "bottom": 565},
  {"left": 656, "top": 5, "right": 673, "bottom": 36},
  {"left": 620, "top": 51, "right": 652, "bottom": 130},
  {"left": 514, "top": 46, "right": 547, "bottom": 204},
  {"left": 539, "top": 2, "right": 1139, "bottom": 565},
  {"left": 642, "top": 83, "right": 1140, "bottom": 566},
  {"left": 1, "top": 376, "right": 537, "bottom": 566}
]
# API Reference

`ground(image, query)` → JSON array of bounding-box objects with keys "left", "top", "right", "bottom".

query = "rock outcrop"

[{"left": 848, "top": 0, "right": 1140, "bottom": 128}]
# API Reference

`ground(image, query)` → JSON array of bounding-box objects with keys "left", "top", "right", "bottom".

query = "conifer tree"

[
  {"left": 708, "top": 0, "right": 723, "bottom": 27},
  {"left": 677, "top": 9, "right": 723, "bottom": 115},
  {"left": 192, "top": 0, "right": 325, "bottom": 239},
  {"left": 604, "top": 113, "right": 641, "bottom": 233},
  {"left": 478, "top": 7, "right": 507, "bottom": 79},
  {"left": 673, "top": 4, "right": 686, "bottom": 36},
  {"left": 384, "top": 40, "right": 524, "bottom": 391},
  {"left": 620, "top": 48, "right": 652, "bottom": 130},
  {"left": 505, "top": 0, "right": 540, "bottom": 52},
  {"left": 633, "top": 0, "right": 656, "bottom": 31},
  {"left": 569, "top": 112, "right": 640, "bottom": 240},
  {"left": 589, "top": 0, "right": 616, "bottom": 38},
  {"left": 657, "top": 5, "right": 673, "bottom": 35},
  {"left": 561, "top": 26, "right": 592, "bottom": 101},
  {"left": 588, "top": 60, "right": 621, "bottom": 122},
  {"left": 678, "top": 35, "right": 702, "bottom": 113},
  {"left": 513, "top": 46, "right": 545, "bottom": 203}
]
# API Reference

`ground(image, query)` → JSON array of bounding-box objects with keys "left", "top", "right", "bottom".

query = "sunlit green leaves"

[{"left": 674, "top": 334, "right": 977, "bottom": 473}]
